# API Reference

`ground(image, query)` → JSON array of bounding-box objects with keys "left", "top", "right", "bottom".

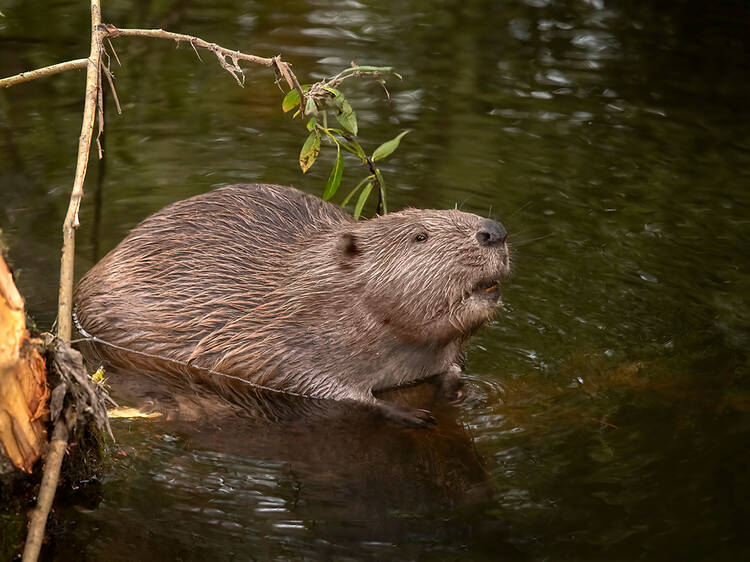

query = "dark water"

[{"left": 2, "top": 0, "right": 749, "bottom": 559}]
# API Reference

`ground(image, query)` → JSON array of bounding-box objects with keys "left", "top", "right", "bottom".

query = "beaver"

[{"left": 74, "top": 183, "right": 510, "bottom": 427}]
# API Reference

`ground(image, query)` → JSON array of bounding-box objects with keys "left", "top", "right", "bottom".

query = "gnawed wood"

[{"left": 0, "top": 255, "right": 49, "bottom": 474}]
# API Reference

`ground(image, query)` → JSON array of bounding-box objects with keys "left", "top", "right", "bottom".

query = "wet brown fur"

[{"left": 74, "top": 184, "right": 510, "bottom": 425}]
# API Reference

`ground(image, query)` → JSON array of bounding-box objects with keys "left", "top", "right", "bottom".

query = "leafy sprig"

[{"left": 282, "top": 65, "right": 409, "bottom": 219}]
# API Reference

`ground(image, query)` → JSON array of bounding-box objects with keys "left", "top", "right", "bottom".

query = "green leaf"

[
  {"left": 323, "top": 86, "right": 342, "bottom": 97},
  {"left": 299, "top": 131, "right": 321, "bottom": 173},
  {"left": 281, "top": 85, "right": 311, "bottom": 112},
  {"left": 339, "top": 141, "right": 362, "bottom": 158},
  {"left": 342, "top": 176, "right": 374, "bottom": 207},
  {"left": 322, "top": 127, "right": 364, "bottom": 158},
  {"left": 304, "top": 96, "right": 318, "bottom": 116},
  {"left": 353, "top": 181, "right": 374, "bottom": 220},
  {"left": 332, "top": 95, "right": 353, "bottom": 117},
  {"left": 372, "top": 130, "right": 411, "bottom": 162},
  {"left": 323, "top": 145, "right": 344, "bottom": 200},
  {"left": 91, "top": 366, "right": 105, "bottom": 383},
  {"left": 374, "top": 168, "right": 387, "bottom": 214},
  {"left": 306, "top": 117, "right": 317, "bottom": 132},
  {"left": 282, "top": 89, "right": 300, "bottom": 112},
  {"left": 335, "top": 108, "right": 358, "bottom": 136},
  {"left": 323, "top": 87, "right": 358, "bottom": 136}
]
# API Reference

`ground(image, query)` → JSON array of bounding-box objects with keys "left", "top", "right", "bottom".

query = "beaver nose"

[{"left": 476, "top": 218, "right": 507, "bottom": 246}]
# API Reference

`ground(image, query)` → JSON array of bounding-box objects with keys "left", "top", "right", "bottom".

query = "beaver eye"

[{"left": 414, "top": 233, "right": 428, "bottom": 242}]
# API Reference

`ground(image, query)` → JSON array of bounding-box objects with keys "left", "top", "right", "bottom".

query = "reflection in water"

[
  {"left": 50, "top": 374, "right": 523, "bottom": 560},
  {"left": 1, "top": 0, "right": 749, "bottom": 559}
]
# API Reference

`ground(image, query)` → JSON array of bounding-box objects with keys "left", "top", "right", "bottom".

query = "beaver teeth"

[{"left": 470, "top": 280, "right": 501, "bottom": 298}]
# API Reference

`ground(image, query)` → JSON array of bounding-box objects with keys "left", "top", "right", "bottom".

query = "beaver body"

[{"left": 74, "top": 184, "right": 510, "bottom": 426}]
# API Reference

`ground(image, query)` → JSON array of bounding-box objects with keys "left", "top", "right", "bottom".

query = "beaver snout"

[{"left": 476, "top": 218, "right": 507, "bottom": 247}]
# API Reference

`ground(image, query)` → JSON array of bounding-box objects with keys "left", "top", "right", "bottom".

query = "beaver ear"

[{"left": 336, "top": 232, "right": 360, "bottom": 262}]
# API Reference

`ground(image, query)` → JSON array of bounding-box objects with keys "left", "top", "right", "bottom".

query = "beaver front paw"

[
  {"left": 437, "top": 365, "right": 465, "bottom": 402},
  {"left": 439, "top": 376, "right": 465, "bottom": 402},
  {"left": 375, "top": 400, "right": 437, "bottom": 428}
]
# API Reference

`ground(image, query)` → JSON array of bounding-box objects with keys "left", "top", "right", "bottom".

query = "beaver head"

[{"left": 304, "top": 208, "right": 511, "bottom": 347}]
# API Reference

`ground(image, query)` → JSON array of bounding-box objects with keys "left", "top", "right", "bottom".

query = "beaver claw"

[{"left": 376, "top": 401, "right": 437, "bottom": 428}]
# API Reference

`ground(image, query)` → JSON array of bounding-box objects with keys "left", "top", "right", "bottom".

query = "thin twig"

[
  {"left": 271, "top": 55, "right": 305, "bottom": 105},
  {"left": 21, "top": 420, "right": 69, "bottom": 562},
  {"left": 95, "top": 60, "right": 104, "bottom": 159},
  {"left": 106, "top": 37, "right": 121, "bottom": 66},
  {"left": 378, "top": 79, "right": 390, "bottom": 100},
  {"left": 190, "top": 41, "right": 202, "bottom": 62},
  {"left": 101, "top": 65, "right": 121, "bottom": 114},
  {"left": 0, "top": 59, "right": 88, "bottom": 88},
  {"left": 99, "top": 25, "right": 305, "bottom": 103},
  {"left": 56, "top": 0, "right": 104, "bottom": 342},
  {"left": 100, "top": 25, "right": 274, "bottom": 65}
]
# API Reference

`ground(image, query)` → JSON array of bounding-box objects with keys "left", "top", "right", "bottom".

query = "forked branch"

[{"left": 99, "top": 24, "right": 305, "bottom": 101}]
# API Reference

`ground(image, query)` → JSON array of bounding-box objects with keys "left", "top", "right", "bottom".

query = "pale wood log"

[{"left": 0, "top": 255, "right": 48, "bottom": 474}]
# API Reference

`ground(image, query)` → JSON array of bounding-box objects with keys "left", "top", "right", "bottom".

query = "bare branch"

[
  {"left": 272, "top": 56, "right": 305, "bottom": 105},
  {"left": 0, "top": 26, "right": 306, "bottom": 118},
  {"left": 21, "top": 420, "right": 69, "bottom": 562},
  {"left": 106, "top": 37, "right": 121, "bottom": 66},
  {"left": 100, "top": 25, "right": 275, "bottom": 65},
  {"left": 0, "top": 59, "right": 88, "bottom": 88},
  {"left": 102, "top": 65, "right": 122, "bottom": 114},
  {"left": 213, "top": 49, "right": 244, "bottom": 86},
  {"left": 57, "top": 0, "right": 104, "bottom": 342},
  {"left": 96, "top": 56, "right": 104, "bottom": 159},
  {"left": 190, "top": 40, "right": 203, "bottom": 62},
  {"left": 99, "top": 25, "right": 306, "bottom": 103}
]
